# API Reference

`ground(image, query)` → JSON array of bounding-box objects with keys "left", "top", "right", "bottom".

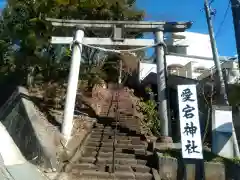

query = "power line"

[
  {"left": 209, "top": 0, "right": 215, "bottom": 5},
  {"left": 215, "top": 0, "right": 231, "bottom": 38}
]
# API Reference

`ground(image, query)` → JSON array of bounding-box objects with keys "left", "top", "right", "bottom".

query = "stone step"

[
  {"left": 79, "top": 156, "right": 144, "bottom": 165},
  {"left": 78, "top": 178, "right": 113, "bottom": 180},
  {"left": 83, "top": 146, "right": 99, "bottom": 153},
  {"left": 82, "top": 150, "right": 136, "bottom": 159},
  {"left": 93, "top": 124, "right": 104, "bottom": 128},
  {"left": 79, "top": 157, "right": 96, "bottom": 164},
  {"left": 100, "top": 145, "right": 146, "bottom": 154},
  {"left": 131, "top": 137, "right": 144, "bottom": 145},
  {"left": 94, "top": 123, "right": 140, "bottom": 131},
  {"left": 78, "top": 170, "right": 138, "bottom": 180},
  {"left": 90, "top": 134, "right": 103, "bottom": 138},
  {"left": 85, "top": 141, "right": 101, "bottom": 147},
  {"left": 108, "top": 164, "right": 151, "bottom": 173},
  {"left": 135, "top": 172, "right": 153, "bottom": 180},
  {"left": 66, "top": 163, "right": 151, "bottom": 175},
  {"left": 111, "top": 120, "right": 130, "bottom": 124},
  {"left": 88, "top": 136, "right": 144, "bottom": 145},
  {"left": 77, "top": 170, "right": 153, "bottom": 180},
  {"left": 82, "top": 148, "right": 147, "bottom": 157},
  {"left": 99, "top": 146, "right": 146, "bottom": 154},
  {"left": 77, "top": 170, "right": 115, "bottom": 179},
  {"left": 95, "top": 123, "right": 104, "bottom": 128},
  {"left": 65, "top": 163, "right": 97, "bottom": 172},
  {"left": 99, "top": 152, "right": 136, "bottom": 159},
  {"left": 96, "top": 157, "right": 147, "bottom": 165},
  {"left": 83, "top": 145, "right": 146, "bottom": 155},
  {"left": 91, "top": 132, "right": 128, "bottom": 137},
  {"left": 101, "top": 142, "right": 146, "bottom": 149},
  {"left": 82, "top": 150, "right": 98, "bottom": 157},
  {"left": 92, "top": 129, "right": 124, "bottom": 134},
  {"left": 106, "top": 164, "right": 133, "bottom": 173},
  {"left": 91, "top": 129, "right": 104, "bottom": 133},
  {"left": 118, "top": 139, "right": 132, "bottom": 144},
  {"left": 92, "top": 127, "right": 112, "bottom": 131},
  {"left": 131, "top": 164, "right": 151, "bottom": 173},
  {"left": 86, "top": 139, "right": 147, "bottom": 149},
  {"left": 103, "top": 135, "right": 141, "bottom": 141},
  {"left": 83, "top": 146, "right": 118, "bottom": 154},
  {"left": 115, "top": 123, "right": 140, "bottom": 129},
  {"left": 90, "top": 134, "right": 137, "bottom": 140},
  {"left": 87, "top": 137, "right": 111, "bottom": 142},
  {"left": 88, "top": 135, "right": 141, "bottom": 141},
  {"left": 114, "top": 172, "right": 135, "bottom": 180}
]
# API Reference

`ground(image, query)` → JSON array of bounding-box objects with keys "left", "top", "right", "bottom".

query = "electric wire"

[{"left": 215, "top": 0, "right": 231, "bottom": 38}]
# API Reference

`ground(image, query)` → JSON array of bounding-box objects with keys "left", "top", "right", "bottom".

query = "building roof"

[{"left": 141, "top": 53, "right": 238, "bottom": 64}]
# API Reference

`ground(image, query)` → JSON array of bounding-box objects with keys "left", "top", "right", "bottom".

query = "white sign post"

[{"left": 177, "top": 84, "right": 203, "bottom": 159}]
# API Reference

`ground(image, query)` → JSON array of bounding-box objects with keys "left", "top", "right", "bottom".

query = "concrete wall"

[
  {"left": 0, "top": 122, "right": 26, "bottom": 166},
  {"left": 0, "top": 122, "right": 48, "bottom": 180},
  {"left": 155, "top": 151, "right": 240, "bottom": 180},
  {"left": 0, "top": 87, "right": 60, "bottom": 171}
]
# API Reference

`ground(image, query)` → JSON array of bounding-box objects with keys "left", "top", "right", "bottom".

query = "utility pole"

[
  {"left": 204, "top": 0, "right": 229, "bottom": 105},
  {"left": 204, "top": 0, "right": 240, "bottom": 158},
  {"left": 230, "top": 0, "right": 240, "bottom": 68}
]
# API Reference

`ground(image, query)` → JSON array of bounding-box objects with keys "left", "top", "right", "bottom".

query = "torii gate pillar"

[{"left": 62, "top": 27, "right": 84, "bottom": 141}]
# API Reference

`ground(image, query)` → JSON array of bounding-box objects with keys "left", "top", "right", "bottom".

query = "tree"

[{"left": 0, "top": 0, "right": 144, "bottom": 86}]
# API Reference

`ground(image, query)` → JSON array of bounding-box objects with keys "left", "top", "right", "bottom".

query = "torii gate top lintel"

[{"left": 46, "top": 18, "right": 192, "bottom": 33}]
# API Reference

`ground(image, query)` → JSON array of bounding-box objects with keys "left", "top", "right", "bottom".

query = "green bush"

[{"left": 137, "top": 97, "right": 161, "bottom": 136}]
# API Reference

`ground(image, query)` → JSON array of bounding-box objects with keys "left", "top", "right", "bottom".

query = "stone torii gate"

[{"left": 46, "top": 18, "right": 192, "bottom": 142}]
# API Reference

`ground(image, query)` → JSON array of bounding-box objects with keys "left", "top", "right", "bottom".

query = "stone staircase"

[
  {"left": 65, "top": 119, "right": 155, "bottom": 180},
  {"left": 96, "top": 87, "right": 142, "bottom": 133},
  {"left": 61, "top": 85, "right": 156, "bottom": 179}
]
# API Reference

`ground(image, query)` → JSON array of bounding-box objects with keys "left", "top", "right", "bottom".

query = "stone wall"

[
  {"left": 0, "top": 87, "right": 60, "bottom": 171},
  {"left": 155, "top": 151, "right": 240, "bottom": 180}
]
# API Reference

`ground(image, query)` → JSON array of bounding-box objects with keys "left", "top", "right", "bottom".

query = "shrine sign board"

[{"left": 177, "top": 84, "right": 203, "bottom": 159}]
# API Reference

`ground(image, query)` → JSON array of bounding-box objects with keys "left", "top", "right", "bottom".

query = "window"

[{"left": 168, "top": 46, "right": 187, "bottom": 55}]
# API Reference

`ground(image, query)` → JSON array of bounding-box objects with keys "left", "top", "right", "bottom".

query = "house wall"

[
  {"left": 139, "top": 55, "right": 215, "bottom": 81},
  {"left": 168, "top": 32, "right": 213, "bottom": 58},
  {"left": 139, "top": 55, "right": 238, "bottom": 82}
]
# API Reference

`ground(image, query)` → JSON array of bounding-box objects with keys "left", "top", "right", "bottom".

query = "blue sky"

[
  {"left": 137, "top": 0, "right": 236, "bottom": 57},
  {"left": 0, "top": 0, "right": 236, "bottom": 57},
  {"left": 0, "top": 0, "right": 5, "bottom": 9}
]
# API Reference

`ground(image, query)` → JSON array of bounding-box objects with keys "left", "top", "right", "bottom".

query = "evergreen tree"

[{"left": 0, "top": 0, "right": 144, "bottom": 86}]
